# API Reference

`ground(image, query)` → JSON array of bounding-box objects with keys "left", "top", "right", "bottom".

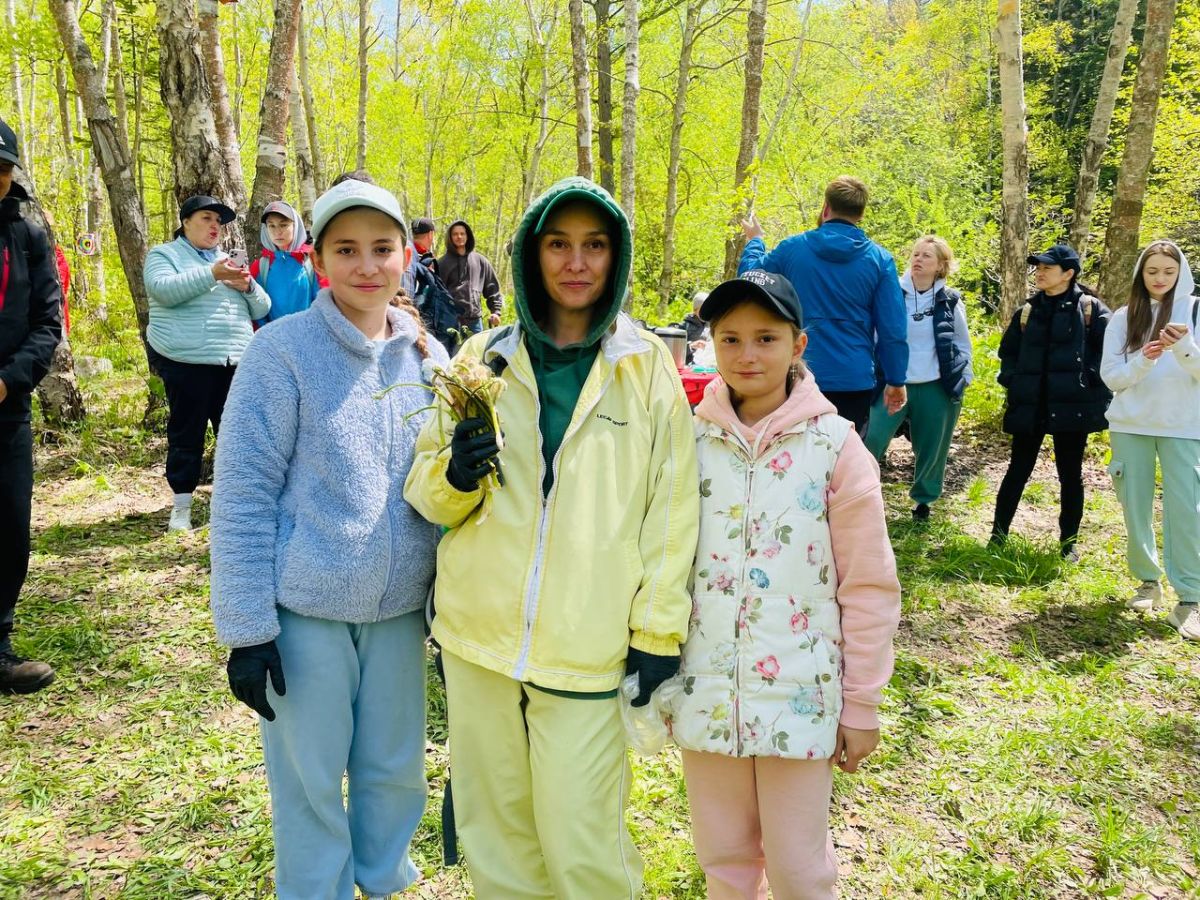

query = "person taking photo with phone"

[
  {"left": 1101, "top": 240, "right": 1200, "bottom": 639},
  {"left": 144, "top": 195, "right": 270, "bottom": 532}
]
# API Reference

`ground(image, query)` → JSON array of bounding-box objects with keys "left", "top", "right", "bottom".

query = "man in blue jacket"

[
  {"left": 739, "top": 175, "right": 908, "bottom": 432},
  {"left": 0, "top": 119, "right": 60, "bottom": 694}
]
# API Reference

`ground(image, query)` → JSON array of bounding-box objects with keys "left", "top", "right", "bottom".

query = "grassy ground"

[{"left": 2, "top": 371, "right": 1200, "bottom": 899}]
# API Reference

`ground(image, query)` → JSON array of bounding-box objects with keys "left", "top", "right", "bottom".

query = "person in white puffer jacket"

[{"left": 1100, "top": 240, "right": 1200, "bottom": 639}]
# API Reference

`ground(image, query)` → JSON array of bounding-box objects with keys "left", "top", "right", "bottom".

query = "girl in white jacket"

[
  {"left": 668, "top": 271, "right": 901, "bottom": 899},
  {"left": 1100, "top": 240, "right": 1200, "bottom": 639}
]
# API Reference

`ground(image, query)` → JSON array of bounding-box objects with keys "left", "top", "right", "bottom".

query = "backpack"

[{"left": 413, "top": 261, "right": 465, "bottom": 354}]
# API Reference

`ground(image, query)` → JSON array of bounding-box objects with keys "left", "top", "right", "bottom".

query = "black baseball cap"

[
  {"left": 179, "top": 195, "right": 236, "bottom": 225},
  {"left": 1027, "top": 244, "right": 1081, "bottom": 273},
  {"left": 411, "top": 217, "right": 436, "bottom": 235},
  {"left": 699, "top": 270, "right": 803, "bottom": 329},
  {"left": 0, "top": 118, "right": 19, "bottom": 167}
]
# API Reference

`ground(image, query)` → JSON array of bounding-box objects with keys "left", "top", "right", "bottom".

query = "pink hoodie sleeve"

[{"left": 828, "top": 428, "right": 901, "bottom": 730}]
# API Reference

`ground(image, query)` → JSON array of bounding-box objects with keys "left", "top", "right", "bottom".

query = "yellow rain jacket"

[{"left": 404, "top": 319, "right": 699, "bottom": 692}]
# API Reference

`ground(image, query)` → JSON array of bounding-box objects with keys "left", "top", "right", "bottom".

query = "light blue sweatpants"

[
  {"left": 1109, "top": 432, "right": 1200, "bottom": 603},
  {"left": 261, "top": 607, "right": 428, "bottom": 900}
]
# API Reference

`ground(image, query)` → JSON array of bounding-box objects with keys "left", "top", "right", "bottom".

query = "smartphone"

[{"left": 228, "top": 249, "right": 249, "bottom": 269}]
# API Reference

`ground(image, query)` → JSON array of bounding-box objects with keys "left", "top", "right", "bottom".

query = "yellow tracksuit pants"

[{"left": 442, "top": 651, "right": 643, "bottom": 899}]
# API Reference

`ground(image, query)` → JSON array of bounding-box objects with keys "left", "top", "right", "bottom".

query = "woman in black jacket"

[{"left": 991, "top": 244, "right": 1112, "bottom": 559}]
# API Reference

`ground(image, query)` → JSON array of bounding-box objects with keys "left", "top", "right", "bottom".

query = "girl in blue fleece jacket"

[{"left": 210, "top": 180, "right": 447, "bottom": 900}]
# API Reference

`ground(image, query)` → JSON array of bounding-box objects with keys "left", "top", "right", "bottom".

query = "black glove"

[
  {"left": 625, "top": 647, "right": 680, "bottom": 708},
  {"left": 227, "top": 641, "right": 286, "bottom": 721},
  {"left": 446, "top": 416, "right": 502, "bottom": 493}
]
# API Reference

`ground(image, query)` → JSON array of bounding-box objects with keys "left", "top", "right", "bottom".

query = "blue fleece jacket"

[
  {"left": 209, "top": 290, "right": 449, "bottom": 648},
  {"left": 739, "top": 221, "right": 908, "bottom": 391},
  {"left": 254, "top": 250, "right": 319, "bottom": 324}
]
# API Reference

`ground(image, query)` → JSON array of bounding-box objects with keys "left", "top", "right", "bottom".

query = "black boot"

[
  {"left": 911, "top": 503, "right": 930, "bottom": 522},
  {"left": 0, "top": 651, "right": 55, "bottom": 694}
]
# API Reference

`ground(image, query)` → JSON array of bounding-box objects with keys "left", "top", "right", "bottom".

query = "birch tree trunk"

[
  {"left": 657, "top": 1, "right": 701, "bottom": 311},
  {"left": 156, "top": 0, "right": 236, "bottom": 206},
  {"left": 243, "top": 0, "right": 302, "bottom": 250},
  {"left": 996, "top": 0, "right": 1029, "bottom": 322},
  {"left": 619, "top": 0, "right": 638, "bottom": 308},
  {"left": 722, "top": 0, "right": 766, "bottom": 279},
  {"left": 297, "top": 4, "right": 324, "bottom": 191},
  {"left": 50, "top": 0, "right": 152, "bottom": 345},
  {"left": 1068, "top": 0, "right": 1137, "bottom": 261},
  {"left": 619, "top": 0, "right": 638, "bottom": 220},
  {"left": 1098, "top": 0, "right": 1179, "bottom": 304},
  {"left": 568, "top": 0, "right": 593, "bottom": 179},
  {"left": 198, "top": 0, "right": 247, "bottom": 213},
  {"left": 521, "top": 0, "right": 556, "bottom": 207},
  {"left": 594, "top": 0, "right": 614, "bottom": 193},
  {"left": 110, "top": 4, "right": 129, "bottom": 144},
  {"left": 7, "top": 0, "right": 29, "bottom": 165},
  {"left": 356, "top": 0, "right": 369, "bottom": 170},
  {"left": 290, "top": 67, "right": 317, "bottom": 221}
]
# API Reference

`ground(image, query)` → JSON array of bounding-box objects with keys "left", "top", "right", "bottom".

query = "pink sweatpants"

[{"left": 681, "top": 750, "right": 838, "bottom": 900}]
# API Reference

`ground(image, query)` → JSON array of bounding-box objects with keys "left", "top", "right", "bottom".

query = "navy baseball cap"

[
  {"left": 1027, "top": 244, "right": 1081, "bottom": 273},
  {"left": 411, "top": 217, "right": 436, "bottom": 235},
  {"left": 180, "top": 195, "right": 236, "bottom": 224},
  {"left": 699, "top": 270, "right": 803, "bottom": 329},
  {"left": 0, "top": 118, "right": 19, "bottom": 167}
]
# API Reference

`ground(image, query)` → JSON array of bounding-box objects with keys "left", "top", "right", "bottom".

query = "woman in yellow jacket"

[{"left": 405, "top": 177, "right": 699, "bottom": 898}]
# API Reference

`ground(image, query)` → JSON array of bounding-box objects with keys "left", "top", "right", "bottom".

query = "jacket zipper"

[
  {"left": 512, "top": 361, "right": 619, "bottom": 680},
  {"left": 732, "top": 444, "right": 755, "bottom": 755},
  {"left": 377, "top": 351, "right": 395, "bottom": 622}
]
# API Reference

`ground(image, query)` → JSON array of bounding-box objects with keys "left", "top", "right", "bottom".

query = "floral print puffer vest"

[{"left": 666, "top": 412, "right": 851, "bottom": 760}]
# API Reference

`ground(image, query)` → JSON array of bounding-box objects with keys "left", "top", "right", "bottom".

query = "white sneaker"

[
  {"left": 1167, "top": 604, "right": 1200, "bottom": 641},
  {"left": 167, "top": 504, "right": 192, "bottom": 532},
  {"left": 1126, "top": 580, "right": 1164, "bottom": 612}
]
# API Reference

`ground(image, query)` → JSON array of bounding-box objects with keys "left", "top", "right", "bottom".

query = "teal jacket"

[{"left": 144, "top": 237, "right": 271, "bottom": 365}]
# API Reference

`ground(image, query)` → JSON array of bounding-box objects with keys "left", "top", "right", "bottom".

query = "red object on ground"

[{"left": 679, "top": 368, "right": 717, "bottom": 406}]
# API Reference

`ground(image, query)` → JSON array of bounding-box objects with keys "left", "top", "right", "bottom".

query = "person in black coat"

[
  {"left": 991, "top": 244, "right": 1111, "bottom": 559},
  {"left": 0, "top": 119, "right": 61, "bottom": 694}
]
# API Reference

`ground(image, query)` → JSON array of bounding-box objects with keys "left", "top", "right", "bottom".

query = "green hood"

[{"left": 511, "top": 177, "right": 632, "bottom": 348}]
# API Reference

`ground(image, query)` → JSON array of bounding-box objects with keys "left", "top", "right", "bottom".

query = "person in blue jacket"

[
  {"left": 739, "top": 175, "right": 909, "bottom": 432},
  {"left": 251, "top": 200, "right": 321, "bottom": 325}
]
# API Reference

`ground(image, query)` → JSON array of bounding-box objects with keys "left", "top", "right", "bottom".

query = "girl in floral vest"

[{"left": 667, "top": 270, "right": 902, "bottom": 899}]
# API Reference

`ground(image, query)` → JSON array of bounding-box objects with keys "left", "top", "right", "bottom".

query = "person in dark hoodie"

[
  {"left": 405, "top": 177, "right": 699, "bottom": 898},
  {"left": 250, "top": 200, "right": 321, "bottom": 325},
  {"left": 739, "top": 175, "right": 909, "bottom": 433},
  {"left": 437, "top": 219, "right": 503, "bottom": 334},
  {"left": 0, "top": 118, "right": 61, "bottom": 694}
]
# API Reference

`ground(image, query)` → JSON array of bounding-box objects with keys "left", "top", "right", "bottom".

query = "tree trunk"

[
  {"left": 356, "top": 0, "right": 369, "bottom": 170},
  {"left": 156, "top": 0, "right": 236, "bottom": 206},
  {"left": 110, "top": 1, "right": 129, "bottom": 144},
  {"left": 619, "top": 0, "right": 638, "bottom": 309},
  {"left": 996, "top": 0, "right": 1029, "bottom": 322},
  {"left": 199, "top": 0, "right": 247, "bottom": 214},
  {"left": 15, "top": 166, "right": 86, "bottom": 425},
  {"left": 757, "top": 0, "right": 814, "bottom": 167},
  {"left": 50, "top": 0, "right": 152, "bottom": 347},
  {"left": 290, "top": 67, "right": 317, "bottom": 221},
  {"left": 8, "top": 0, "right": 29, "bottom": 165},
  {"left": 243, "top": 0, "right": 302, "bottom": 250},
  {"left": 521, "top": 0, "right": 556, "bottom": 208},
  {"left": 594, "top": 0, "right": 614, "bottom": 194},
  {"left": 568, "top": 0, "right": 593, "bottom": 179},
  {"left": 1098, "top": 0, "right": 1179, "bottom": 304},
  {"left": 657, "top": 1, "right": 701, "bottom": 312},
  {"left": 1068, "top": 0, "right": 1138, "bottom": 261},
  {"left": 131, "top": 20, "right": 146, "bottom": 208},
  {"left": 722, "top": 0, "right": 767, "bottom": 280},
  {"left": 297, "top": 4, "right": 323, "bottom": 191}
]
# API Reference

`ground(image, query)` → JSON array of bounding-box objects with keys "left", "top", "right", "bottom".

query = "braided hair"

[{"left": 390, "top": 291, "right": 431, "bottom": 359}]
